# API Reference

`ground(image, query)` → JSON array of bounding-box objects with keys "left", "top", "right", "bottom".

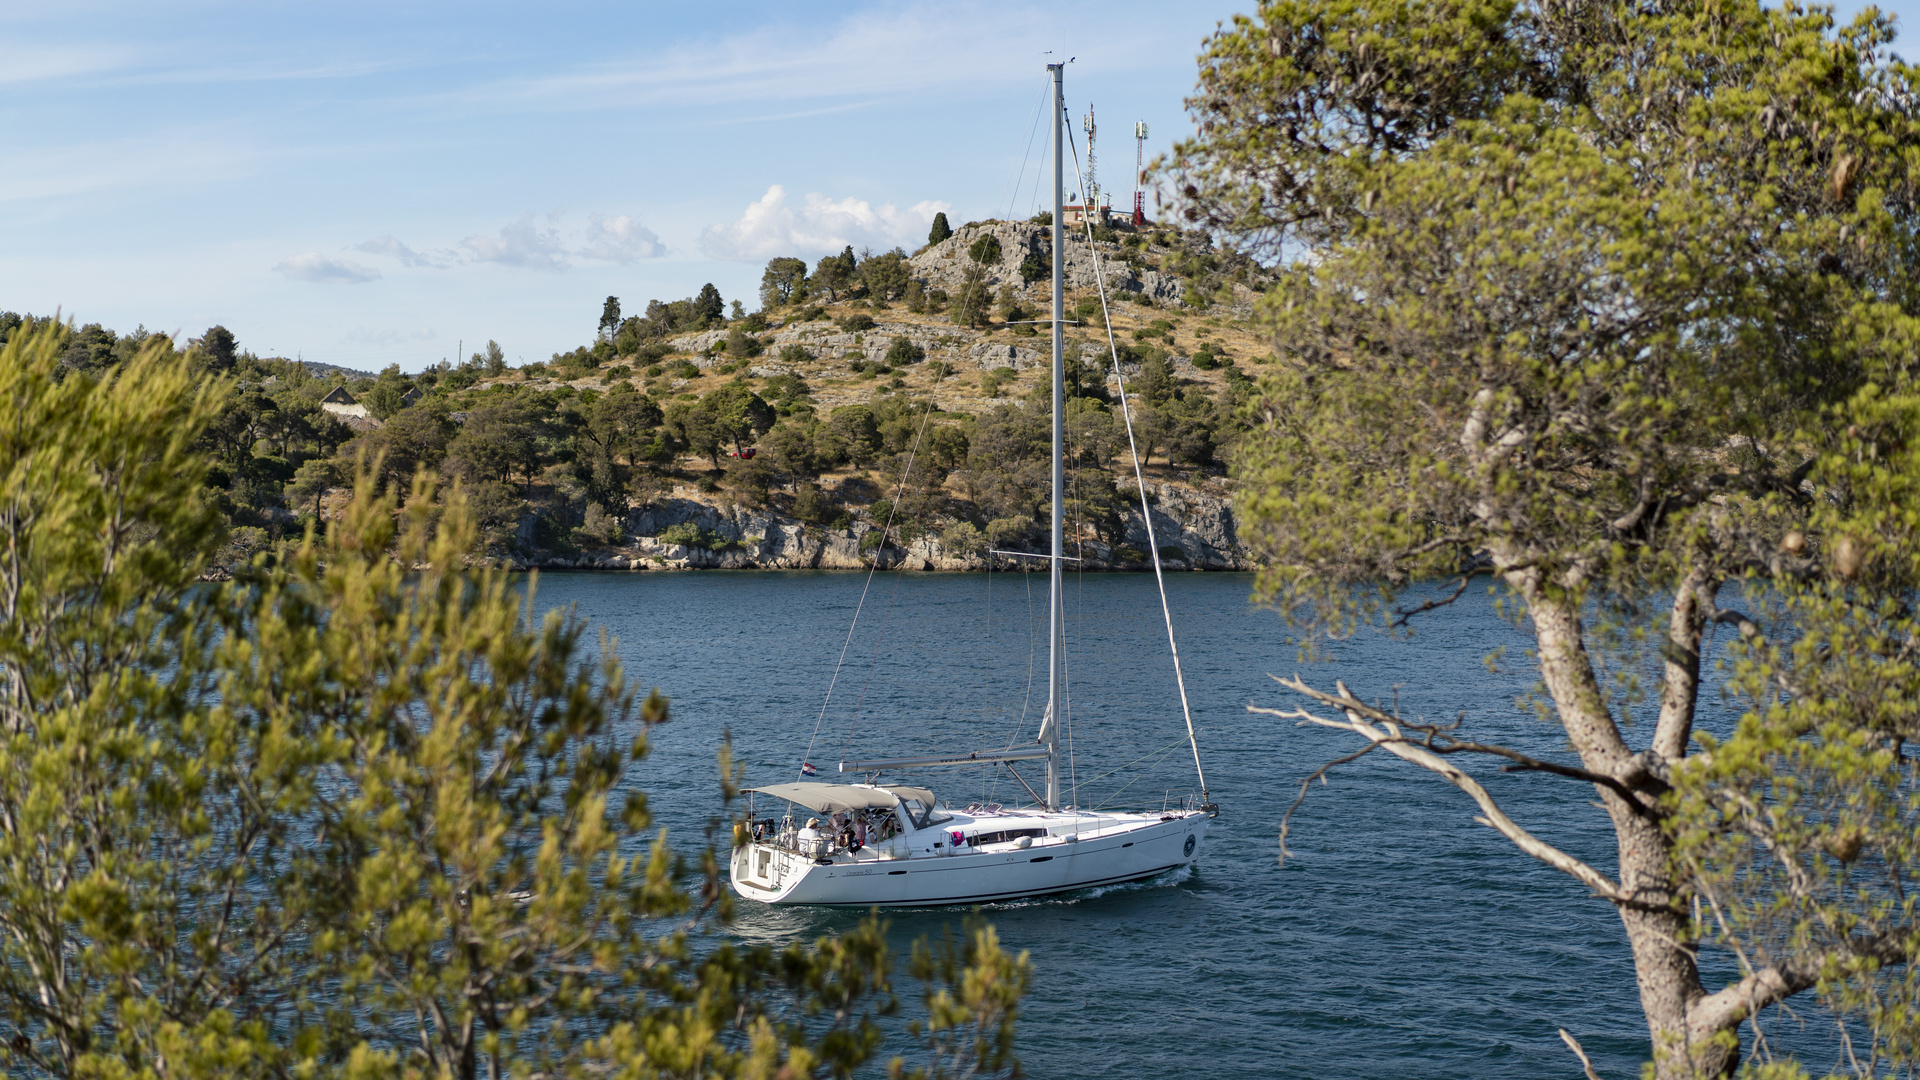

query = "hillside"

[{"left": 6, "top": 218, "right": 1275, "bottom": 574}]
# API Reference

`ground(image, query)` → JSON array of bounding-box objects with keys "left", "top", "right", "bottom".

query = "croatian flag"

[{"left": 801, "top": 761, "right": 818, "bottom": 777}]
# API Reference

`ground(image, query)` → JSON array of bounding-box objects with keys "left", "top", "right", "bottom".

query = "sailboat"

[{"left": 730, "top": 63, "right": 1214, "bottom": 907}]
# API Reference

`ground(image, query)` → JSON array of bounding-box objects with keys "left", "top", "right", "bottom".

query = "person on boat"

[
  {"left": 797, "top": 817, "right": 823, "bottom": 855},
  {"left": 852, "top": 815, "right": 869, "bottom": 850}
]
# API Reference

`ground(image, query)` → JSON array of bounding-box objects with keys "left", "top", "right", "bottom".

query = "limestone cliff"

[{"left": 512, "top": 480, "right": 1251, "bottom": 573}]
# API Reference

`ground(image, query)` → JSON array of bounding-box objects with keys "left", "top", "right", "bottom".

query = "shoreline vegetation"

[{"left": 1, "top": 215, "right": 1269, "bottom": 579}]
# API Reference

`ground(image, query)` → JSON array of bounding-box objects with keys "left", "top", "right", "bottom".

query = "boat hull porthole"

[{"left": 1183, "top": 834, "right": 1196, "bottom": 857}]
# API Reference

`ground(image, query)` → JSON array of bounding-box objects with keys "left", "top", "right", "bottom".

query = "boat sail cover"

[{"left": 745, "top": 783, "right": 935, "bottom": 813}]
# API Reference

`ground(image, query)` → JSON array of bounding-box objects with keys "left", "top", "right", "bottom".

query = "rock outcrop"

[
  {"left": 510, "top": 482, "right": 1252, "bottom": 573},
  {"left": 904, "top": 221, "right": 1189, "bottom": 303}
]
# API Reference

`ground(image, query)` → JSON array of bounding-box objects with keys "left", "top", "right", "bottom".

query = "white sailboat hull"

[{"left": 731, "top": 811, "right": 1207, "bottom": 907}]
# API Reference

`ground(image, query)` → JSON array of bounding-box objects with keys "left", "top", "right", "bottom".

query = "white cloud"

[
  {"left": 356, "top": 234, "right": 445, "bottom": 268},
  {"left": 272, "top": 252, "right": 381, "bottom": 284},
  {"left": 699, "top": 185, "right": 948, "bottom": 262},
  {"left": 577, "top": 213, "right": 665, "bottom": 262},
  {"left": 460, "top": 214, "right": 569, "bottom": 271}
]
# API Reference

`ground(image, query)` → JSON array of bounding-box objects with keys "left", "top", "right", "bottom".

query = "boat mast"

[{"left": 1046, "top": 61, "right": 1065, "bottom": 812}]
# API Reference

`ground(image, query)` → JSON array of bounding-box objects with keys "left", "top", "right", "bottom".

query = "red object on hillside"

[{"left": 729, "top": 447, "right": 757, "bottom": 459}]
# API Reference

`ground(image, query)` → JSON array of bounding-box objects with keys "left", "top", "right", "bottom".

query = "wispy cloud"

[
  {"left": 700, "top": 185, "right": 947, "bottom": 262},
  {"left": 347, "top": 213, "right": 668, "bottom": 273},
  {"left": 0, "top": 45, "right": 141, "bottom": 85},
  {"left": 445, "top": 5, "right": 1107, "bottom": 113},
  {"left": 0, "top": 130, "right": 260, "bottom": 203},
  {"left": 577, "top": 213, "right": 665, "bottom": 262},
  {"left": 356, "top": 235, "right": 446, "bottom": 268},
  {"left": 273, "top": 252, "right": 381, "bottom": 283},
  {"left": 460, "top": 214, "right": 569, "bottom": 271}
]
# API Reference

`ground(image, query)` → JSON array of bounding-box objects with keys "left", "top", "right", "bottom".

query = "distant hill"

[{"left": 292, "top": 359, "right": 376, "bottom": 383}]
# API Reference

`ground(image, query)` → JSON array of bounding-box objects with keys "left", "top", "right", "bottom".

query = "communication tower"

[
  {"left": 1081, "top": 104, "right": 1099, "bottom": 222},
  {"left": 1132, "top": 120, "right": 1149, "bottom": 227}
]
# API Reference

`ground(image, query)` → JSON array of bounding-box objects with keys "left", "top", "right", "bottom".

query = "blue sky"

[{"left": 5, "top": 0, "right": 1915, "bottom": 372}]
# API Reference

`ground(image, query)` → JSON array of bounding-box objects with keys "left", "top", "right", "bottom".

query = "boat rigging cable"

[
  {"left": 1063, "top": 114, "right": 1213, "bottom": 808},
  {"left": 800, "top": 375, "right": 948, "bottom": 780}
]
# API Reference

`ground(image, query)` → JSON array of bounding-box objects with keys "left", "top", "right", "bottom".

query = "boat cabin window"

[{"left": 898, "top": 798, "right": 951, "bottom": 830}]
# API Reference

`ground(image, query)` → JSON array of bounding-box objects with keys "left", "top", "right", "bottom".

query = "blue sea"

[{"left": 528, "top": 569, "right": 1822, "bottom": 1079}]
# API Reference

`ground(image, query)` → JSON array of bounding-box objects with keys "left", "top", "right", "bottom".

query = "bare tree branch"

[
  {"left": 1258, "top": 675, "right": 1633, "bottom": 905},
  {"left": 1560, "top": 1029, "right": 1604, "bottom": 1080},
  {"left": 1389, "top": 570, "right": 1487, "bottom": 629},
  {"left": 1275, "top": 739, "right": 1384, "bottom": 864}
]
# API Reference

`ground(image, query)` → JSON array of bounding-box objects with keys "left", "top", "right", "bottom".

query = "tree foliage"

[
  {"left": 0, "top": 318, "right": 1031, "bottom": 1079},
  {"left": 1179, "top": 0, "right": 1920, "bottom": 1076}
]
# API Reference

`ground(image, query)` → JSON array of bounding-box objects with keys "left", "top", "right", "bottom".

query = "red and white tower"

[{"left": 1132, "top": 120, "right": 1149, "bottom": 227}]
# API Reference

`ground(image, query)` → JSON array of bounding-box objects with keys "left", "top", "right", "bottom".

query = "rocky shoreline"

[{"left": 510, "top": 480, "right": 1250, "bottom": 573}]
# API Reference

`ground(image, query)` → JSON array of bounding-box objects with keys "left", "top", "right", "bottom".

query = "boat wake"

[{"left": 978, "top": 863, "right": 1197, "bottom": 911}]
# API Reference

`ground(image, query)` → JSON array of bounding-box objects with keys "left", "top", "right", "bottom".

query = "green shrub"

[
  {"left": 778, "top": 344, "right": 812, "bottom": 363},
  {"left": 985, "top": 516, "right": 1032, "bottom": 546},
  {"left": 794, "top": 304, "right": 827, "bottom": 323},
  {"left": 1028, "top": 210, "right": 1052, "bottom": 226},
  {"left": 968, "top": 234, "right": 1002, "bottom": 265},
  {"left": 657, "top": 522, "right": 728, "bottom": 550},
  {"left": 837, "top": 313, "right": 876, "bottom": 333},
  {"left": 725, "top": 328, "right": 763, "bottom": 358},
  {"left": 645, "top": 365, "right": 664, "bottom": 377},
  {"left": 792, "top": 482, "right": 834, "bottom": 525},
  {"left": 676, "top": 362, "right": 700, "bottom": 379},
  {"left": 884, "top": 336, "right": 924, "bottom": 366},
  {"left": 941, "top": 521, "right": 985, "bottom": 556}
]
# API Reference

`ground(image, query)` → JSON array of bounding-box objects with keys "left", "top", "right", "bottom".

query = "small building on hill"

[
  {"left": 1063, "top": 203, "right": 1112, "bottom": 228},
  {"left": 320, "top": 386, "right": 367, "bottom": 419}
]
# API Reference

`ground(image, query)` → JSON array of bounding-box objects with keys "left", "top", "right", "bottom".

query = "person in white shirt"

[{"left": 796, "top": 817, "right": 823, "bottom": 856}]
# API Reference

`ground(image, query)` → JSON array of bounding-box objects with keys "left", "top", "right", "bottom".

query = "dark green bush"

[
  {"left": 837, "top": 313, "right": 876, "bottom": 333},
  {"left": 884, "top": 336, "right": 924, "bottom": 365}
]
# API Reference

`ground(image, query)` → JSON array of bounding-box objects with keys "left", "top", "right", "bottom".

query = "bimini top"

[{"left": 745, "top": 782, "right": 935, "bottom": 813}]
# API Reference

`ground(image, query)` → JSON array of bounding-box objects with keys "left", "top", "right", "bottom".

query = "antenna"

[
  {"left": 1081, "top": 104, "right": 1099, "bottom": 226},
  {"left": 1132, "top": 120, "right": 1149, "bottom": 227}
]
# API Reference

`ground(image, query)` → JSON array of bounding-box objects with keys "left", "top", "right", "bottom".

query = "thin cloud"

[
  {"left": 578, "top": 213, "right": 665, "bottom": 262},
  {"left": 273, "top": 252, "right": 381, "bottom": 284},
  {"left": 446, "top": 5, "right": 1110, "bottom": 113},
  {"left": 0, "top": 45, "right": 140, "bottom": 85},
  {"left": 700, "top": 185, "right": 948, "bottom": 262},
  {"left": 357, "top": 235, "right": 446, "bottom": 268},
  {"left": 461, "top": 214, "right": 569, "bottom": 271}
]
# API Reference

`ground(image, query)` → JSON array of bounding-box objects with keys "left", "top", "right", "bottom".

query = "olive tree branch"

[{"left": 1257, "top": 676, "right": 1634, "bottom": 905}]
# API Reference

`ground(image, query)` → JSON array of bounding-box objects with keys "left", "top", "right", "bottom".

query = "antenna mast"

[
  {"left": 1132, "top": 121, "right": 1149, "bottom": 227},
  {"left": 1081, "top": 104, "right": 1098, "bottom": 224}
]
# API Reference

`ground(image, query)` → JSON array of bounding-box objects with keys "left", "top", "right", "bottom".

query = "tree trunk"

[{"left": 1521, "top": 584, "right": 1738, "bottom": 1079}]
